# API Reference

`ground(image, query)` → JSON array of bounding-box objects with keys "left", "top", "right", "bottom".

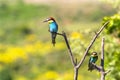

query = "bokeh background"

[{"left": 0, "top": 0, "right": 120, "bottom": 80}]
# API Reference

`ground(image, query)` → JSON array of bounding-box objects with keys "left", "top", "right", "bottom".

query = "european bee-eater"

[
  {"left": 88, "top": 52, "right": 98, "bottom": 71},
  {"left": 43, "top": 17, "right": 58, "bottom": 46}
]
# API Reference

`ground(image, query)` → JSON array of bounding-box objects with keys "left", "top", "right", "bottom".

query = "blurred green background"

[{"left": 0, "top": 0, "right": 120, "bottom": 80}]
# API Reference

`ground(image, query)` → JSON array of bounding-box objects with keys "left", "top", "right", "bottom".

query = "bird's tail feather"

[
  {"left": 88, "top": 62, "right": 94, "bottom": 71},
  {"left": 51, "top": 33, "right": 57, "bottom": 46}
]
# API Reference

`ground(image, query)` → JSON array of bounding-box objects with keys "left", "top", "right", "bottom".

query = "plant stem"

[{"left": 101, "top": 38, "right": 105, "bottom": 80}]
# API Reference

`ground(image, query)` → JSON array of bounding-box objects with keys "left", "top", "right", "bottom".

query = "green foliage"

[
  {"left": 104, "top": 35, "right": 120, "bottom": 80},
  {"left": 0, "top": 67, "right": 12, "bottom": 80},
  {"left": 103, "top": 14, "right": 120, "bottom": 38},
  {"left": 0, "top": 1, "right": 51, "bottom": 44},
  {"left": 102, "top": 11, "right": 120, "bottom": 80},
  {"left": 101, "top": 0, "right": 120, "bottom": 79}
]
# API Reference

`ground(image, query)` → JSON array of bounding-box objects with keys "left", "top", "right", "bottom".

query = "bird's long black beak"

[
  {"left": 43, "top": 19, "right": 49, "bottom": 22},
  {"left": 43, "top": 20, "right": 47, "bottom": 22}
]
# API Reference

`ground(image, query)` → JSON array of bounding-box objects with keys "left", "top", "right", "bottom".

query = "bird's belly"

[
  {"left": 49, "top": 24, "right": 58, "bottom": 32},
  {"left": 50, "top": 27, "right": 57, "bottom": 32}
]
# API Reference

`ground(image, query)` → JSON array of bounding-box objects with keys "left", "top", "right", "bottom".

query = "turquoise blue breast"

[
  {"left": 49, "top": 22, "right": 58, "bottom": 32},
  {"left": 90, "top": 57, "right": 97, "bottom": 63}
]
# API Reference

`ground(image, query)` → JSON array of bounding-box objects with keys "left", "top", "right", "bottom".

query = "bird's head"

[
  {"left": 91, "top": 52, "right": 98, "bottom": 57},
  {"left": 43, "top": 17, "right": 55, "bottom": 23}
]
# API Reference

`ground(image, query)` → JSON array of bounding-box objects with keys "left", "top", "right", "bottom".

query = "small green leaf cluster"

[{"left": 103, "top": 14, "right": 120, "bottom": 38}]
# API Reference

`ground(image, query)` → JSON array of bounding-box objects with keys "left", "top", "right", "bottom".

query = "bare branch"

[
  {"left": 76, "top": 21, "right": 109, "bottom": 69},
  {"left": 58, "top": 21, "right": 109, "bottom": 80},
  {"left": 92, "top": 37, "right": 110, "bottom": 80},
  {"left": 62, "top": 31, "right": 76, "bottom": 67},
  {"left": 91, "top": 63, "right": 101, "bottom": 72},
  {"left": 56, "top": 32, "right": 63, "bottom": 36},
  {"left": 105, "top": 70, "right": 111, "bottom": 75},
  {"left": 101, "top": 38, "right": 105, "bottom": 71},
  {"left": 62, "top": 32, "right": 79, "bottom": 80},
  {"left": 48, "top": 30, "right": 63, "bottom": 36},
  {"left": 101, "top": 37, "right": 105, "bottom": 80},
  {"left": 74, "top": 68, "right": 79, "bottom": 80}
]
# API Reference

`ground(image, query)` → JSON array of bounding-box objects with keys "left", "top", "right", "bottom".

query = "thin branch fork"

[
  {"left": 56, "top": 32, "right": 76, "bottom": 67},
  {"left": 62, "top": 32, "right": 76, "bottom": 67},
  {"left": 76, "top": 21, "right": 109, "bottom": 69},
  {"left": 56, "top": 21, "right": 109, "bottom": 80},
  {"left": 91, "top": 38, "right": 110, "bottom": 80}
]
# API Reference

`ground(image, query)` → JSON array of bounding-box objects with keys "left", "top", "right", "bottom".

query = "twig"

[
  {"left": 105, "top": 70, "right": 111, "bottom": 75},
  {"left": 48, "top": 30, "right": 63, "bottom": 36},
  {"left": 56, "top": 32, "right": 63, "bottom": 36},
  {"left": 92, "top": 38, "right": 110, "bottom": 80},
  {"left": 101, "top": 38, "right": 105, "bottom": 71},
  {"left": 76, "top": 21, "right": 109, "bottom": 69},
  {"left": 101, "top": 37, "right": 105, "bottom": 80},
  {"left": 91, "top": 63, "right": 101, "bottom": 72},
  {"left": 63, "top": 22, "right": 109, "bottom": 80},
  {"left": 62, "top": 31, "right": 76, "bottom": 67}
]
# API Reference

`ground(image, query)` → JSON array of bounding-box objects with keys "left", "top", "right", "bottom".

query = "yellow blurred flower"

[
  {"left": 36, "top": 71, "right": 59, "bottom": 80},
  {"left": 55, "top": 42, "right": 65, "bottom": 50},
  {"left": 0, "top": 39, "right": 65, "bottom": 64},
  {"left": 14, "top": 76, "right": 28, "bottom": 80},
  {"left": 6, "top": 47, "right": 28, "bottom": 60},
  {"left": 70, "top": 32, "right": 83, "bottom": 39},
  {"left": 62, "top": 72, "right": 74, "bottom": 80},
  {"left": 0, "top": 53, "right": 12, "bottom": 63},
  {"left": 24, "top": 44, "right": 37, "bottom": 54},
  {"left": 0, "top": 46, "right": 28, "bottom": 63},
  {"left": 44, "top": 71, "right": 59, "bottom": 79}
]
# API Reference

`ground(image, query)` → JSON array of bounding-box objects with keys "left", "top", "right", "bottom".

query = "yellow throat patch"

[{"left": 48, "top": 20, "right": 54, "bottom": 23}]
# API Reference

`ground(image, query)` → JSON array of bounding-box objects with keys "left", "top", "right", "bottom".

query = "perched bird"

[
  {"left": 43, "top": 17, "right": 58, "bottom": 46},
  {"left": 88, "top": 52, "right": 98, "bottom": 71}
]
